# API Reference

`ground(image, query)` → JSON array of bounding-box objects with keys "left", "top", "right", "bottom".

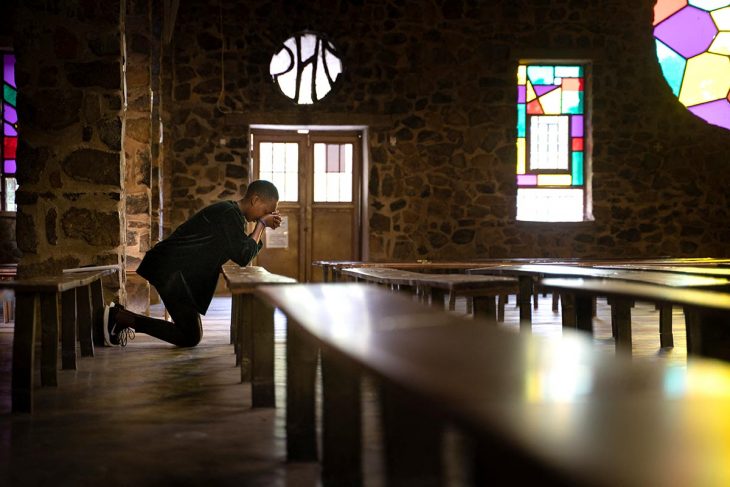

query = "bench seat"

[
  {"left": 2, "top": 270, "right": 111, "bottom": 412},
  {"left": 255, "top": 282, "right": 730, "bottom": 486}
]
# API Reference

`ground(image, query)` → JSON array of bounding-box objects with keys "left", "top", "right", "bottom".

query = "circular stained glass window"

[
  {"left": 269, "top": 31, "right": 343, "bottom": 105},
  {"left": 654, "top": 1, "right": 730, "bottom": 130}
]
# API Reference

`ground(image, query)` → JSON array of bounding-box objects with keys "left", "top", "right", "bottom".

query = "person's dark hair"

[{"left": 245, "top": 179, "right": 279, "bottom": 201}]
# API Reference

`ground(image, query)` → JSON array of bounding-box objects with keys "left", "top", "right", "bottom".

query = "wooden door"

[{"left": 251, "top": 130, "right": 362, "bottom": 282}]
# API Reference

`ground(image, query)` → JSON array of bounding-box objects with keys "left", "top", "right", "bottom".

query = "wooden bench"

[
  {"left": 542, "top": 277, "right": 730, "bottom": 360},
  {"left": 469, "top": 264, "right": 730, "bottom": 344},
  {"left": 221, "top": 264, "right": 296, "bottom": 407},
  {"left": 255, "top": 282, "right": 730, "bottom": 486},
  {"left": 2, "top": 270, "right": 111, "bottom": 412},
  {"left": 341, "top": 267, "right": 518, "bottom": 323}
]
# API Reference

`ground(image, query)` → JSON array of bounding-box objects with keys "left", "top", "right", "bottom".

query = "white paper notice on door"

[{"left": 265, "top": 215, "right": 289, "bottom": 249}]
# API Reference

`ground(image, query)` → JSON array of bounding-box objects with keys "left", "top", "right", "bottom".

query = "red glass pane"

[
  {"left": 526, "top": 99, "right": 544, "bottom": 115},
  {"left": 572, "top": 138, "right": 584, "bottom": 151},
  {"left": 4, "top": 137, "right": 17, "bottom": 159}
]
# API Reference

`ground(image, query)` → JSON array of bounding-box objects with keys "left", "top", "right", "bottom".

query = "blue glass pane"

[
  {"left": 527, "top": 66, "right": 554, "bottom": 84},
  {"left": 655, "top": 39, "right": 686, "bottom": 97},
  {"left": 517, "top": 104, "right": 526, "bottom": 137},
  {"left": 572, "top": 152, "right": 584, "bottom": 185}
]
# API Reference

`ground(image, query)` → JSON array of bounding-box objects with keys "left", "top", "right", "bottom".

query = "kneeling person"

[{"left": 104, "top": 180, "right": 281, "bottom": 347}]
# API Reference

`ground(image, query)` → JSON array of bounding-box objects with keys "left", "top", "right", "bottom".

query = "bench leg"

[
  {"left": 89, "top": 279, "right": 105, "bottom": 347},
  {"left": 518, "top": 276, "right": 532, "bottom": 332},
  {"left": 231, "top": 294, "right": 241, "bottom": 364},
  {"left": 613, "top": 298, "right": 633, "bottom": 355},
  {"left": 321, "top": 351, "right": 362, "bottom": 487},
  {"left": 575, "top": 294, "right": 593, "bottom": 334},
  {"left": 240, "top": 294, "right": 253, "bottom": 382},
  {"left": 40, "top": 292, "right": 60, "bottom": 387},
  {"left": 286, "top": 318, "right": 319, "bottom": 462},
  {"left": 559, "top": 292, "right": 577, "bottom": 329},
  {"left": 430, "top": 288, "right": 446, "bottom": 309},
  {"left": 473, "top": 295, "right": 497, "bottom": 324},
  {"left": 61, "top": 288, "right": 78, "bottom": 370},
  {"left": 251, "top": 297, "right": 275, "bottom": 408},
  {"left": 659, "top": 303, "right": 674, "bottom": 348},
  {"left": 77, "top": 285, "right": 94, "bottom": 357},
  {"left": 497, "top": 294, "right": 506, "bottom": 322},
  {"left": 684, "top": 308, "right": 730, "bottom": 361},
  {"left": 552, "top": 291, "right": 559, "bottom": 312},
  {"left": 380, "top": 383, "right": 442, "bottom": 486},
  {"left": 12, "top": 292, "right": 38, "bottom": 413}
]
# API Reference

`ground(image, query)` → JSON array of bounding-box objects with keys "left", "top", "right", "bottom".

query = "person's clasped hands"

[{"left": 259, "top": 211, "right": 282, "bottom": 230}]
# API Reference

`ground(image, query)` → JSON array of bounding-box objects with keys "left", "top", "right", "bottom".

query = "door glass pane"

[
  {"left": 259, "top": 142, "right": 298, "bottom": 202},
  {"left": 313, "top": 142, "right": 353, "bottom": 202}
]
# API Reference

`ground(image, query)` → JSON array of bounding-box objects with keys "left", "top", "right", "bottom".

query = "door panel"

[{"left": 252, "top": 130, "right": 361, "bottom": 282}]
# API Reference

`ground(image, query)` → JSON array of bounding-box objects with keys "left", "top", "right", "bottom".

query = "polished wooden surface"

[
  {"left": 597, "top": 264, "right": 730, "bottom": 277},
  {"left": 470, "top": 264, "right": 730, "bottom": 288},
  {"left": 255, "top": 283, "right": 730, "bottom": 486},
  {"left": 222, "top": 265, "right": 297, "bottom": 293},
  {"left": 0, "top": 270, "right": 111, "bottom": 293},
  {"left": 341, "top": 266, "right": 516, "bottom": 290}
]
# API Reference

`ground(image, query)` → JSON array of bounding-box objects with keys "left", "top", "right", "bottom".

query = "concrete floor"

[{"left": 0, "top": 293, "right": 687, "bottom": 486}]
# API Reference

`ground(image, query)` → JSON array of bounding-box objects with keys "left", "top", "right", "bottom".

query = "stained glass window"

[
  {"left": 258, "top": 142, "right": 299, "bottom": 202},
  {"left": 1, "top": 53, "right": 17, "bottom": 212},
  {"left": 654, "top": 1, "right": 730, "bottom": 131},
  {"left": 516, "top": 63, "right": 587, "bottom": 222},
  {"left": 313, "top": 143, "right": 352, "bottom": 202},
  {"left": 270, "top": 31, "right": 343, "bottom": 105}
]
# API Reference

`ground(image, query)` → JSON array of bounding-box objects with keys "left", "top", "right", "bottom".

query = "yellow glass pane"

[
  {"left": 709, "top": 32, "right": 730, "bottom": 56},
  {"left": 711, "top": 6, "right": 730, "bottom": 30},
  {"left": 516, "top": 138, "right": 526, "bottom": 174},
  {"left": 678, "top": 52, "right": 730, "bottom": 106},
  {"left": 517, "top": 65, "right": 527, "bottom": 85},
  {"left": 540, "top": 87, "right": 563, "bottom": 114},
  {"left": 526, "top": 81, "right": 537, "bottom": 102},
  {"left": 537, "top": 174, "right": 572, "bottom": 186}
]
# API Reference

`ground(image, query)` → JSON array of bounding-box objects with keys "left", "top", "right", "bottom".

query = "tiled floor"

[{"left": 0, "top": 292, "right": 688, "bottom": 486}]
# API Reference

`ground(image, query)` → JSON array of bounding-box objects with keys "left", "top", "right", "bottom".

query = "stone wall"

[
  {"left": 12, "top": 1, "right": 125, "bottom": 289},
  {"left": 162, "top": 0, "right": 730, "bottom": 260}
]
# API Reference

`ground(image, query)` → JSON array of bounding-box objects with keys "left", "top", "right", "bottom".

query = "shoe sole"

[{"left": 103, "top": 305, "right": 114, "bottom": 347}]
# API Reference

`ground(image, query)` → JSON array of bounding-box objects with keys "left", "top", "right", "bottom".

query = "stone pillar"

[
  {"left": 124, "top": 0, "right": 153, "bottom": 313},
  {"left": 13, "top": 1, "right": 125, "bottom": 298}
]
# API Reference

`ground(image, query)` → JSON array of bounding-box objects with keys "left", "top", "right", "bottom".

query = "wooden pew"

[
  {"left": 221, "top": 264, "right": 296, "bottom": 407},
  {"left": 469, "top": 264, "right": 730, "bottom": 344},
  {"left": 2, "top": 270, "right": 110, "bottom": 413},
  {"left": 542, "top": 277, "right": 730, "bottom": 360},
  {"left": 340, "top": 266, "right": 517, "bottom": 323},
  {"left": 255, "top": 283, "right": 730, "bottom": 486}
]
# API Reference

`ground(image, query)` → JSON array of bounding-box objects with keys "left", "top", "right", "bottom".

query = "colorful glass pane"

[
  {"left": 654, "top": 1, "right": 730, "bottom": 131},
  {"left": 554, "top": 66, "right": 582, "bottom": 78},
  {"left": 4, "top": 159, "right": 16, "bottom": 174},
  {"left": 517, "top": 174, "right": 537, "bottom": 186},
  {"left": 4, "top": 122, "right": 16, "bottom": 137},
  {"left": 572, "top": 138, "right": 584, "bottom": 151},
  {"left": 537, "top": 174, "right": 572, "bottom": 186},
  {"left": 527, "top": 66, "right": 554, "bottom": 84},
  {"left": 571, "top": 115, "right": 584, "bottom": 137},
  {"left": 562, "top": 90, "right": 583, "bottom": 114},
  {"left": 572, "top": 152, "right": 584, "bottom": 185},
  {"left": 4, "top": 137, "right": 17, "bottom": 159},
  {"left": 539, "top": 88, "right": 563, "bottom": 114},
  {"left": 516, "top": 137, "right": 526, "bottom": 173},
  {"left": 2, "top": 54, "right": 18, "bottom": 211},
  {"left": 517, "top": 105, "right": 526, "bottom": 137}
]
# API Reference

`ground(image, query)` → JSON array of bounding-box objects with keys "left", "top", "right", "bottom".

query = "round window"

[{"left": 270, "top": 31, "right": 343, "bottom": 105}]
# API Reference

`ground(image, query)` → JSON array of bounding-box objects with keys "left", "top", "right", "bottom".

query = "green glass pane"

[
  {"left": 572, "top": 152, "right": 584, "bottom": 185},
  {"left": 655, "top": 39, "right": 685, "bottom": 97},
  {"left": 555, "top": 66, "right": 582, "bottom": 78},
  {"left": 563, "top": 90, "right": 583, "bottom": 114},
  {"left": 527, "top": 65, "right": 554, "bottom": 84},
  {"left": 517, "top": 104, "right": 525, "bottom": 137},
  {"left": 4, "top": 84, "right": 16, "bottom": 107}
]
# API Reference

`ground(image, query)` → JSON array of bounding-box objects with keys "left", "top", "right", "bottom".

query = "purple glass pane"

[
  {"left": 654, "top": 6, "right": 717, "bottom": 58},
  {"left": 326, "top": 144, "right": 339, "bottom": 172},
  {"left": 534, "top": 85, "right": 559, "bottom": 97},
  {"left": 571, "top": 115, "right": 584, "bottom": 137},
  {"left": 4, "top": 104, "right": 17, "bottom": 124},
  {"left": 4, "top": 123, "right": 17, "bottom": 137},
  {"left": 517, "top": 85, "right": 526, "bottom": 103},
  {"left": 517, "top": 174, "right": 537, "bottom": 186},
  {"left": 4, "top": 54, "right": 15, "bottom": 88},
  {"left": 688, "top": 99, "right": 730, "bottom": 131},
  {"left": 4, "top": 159, "right": 16, "bottom": 174}
]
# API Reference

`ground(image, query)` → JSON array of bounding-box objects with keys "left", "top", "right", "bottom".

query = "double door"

[{"left": 251, "top": 130, "right": 362, "bottom": 282}]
